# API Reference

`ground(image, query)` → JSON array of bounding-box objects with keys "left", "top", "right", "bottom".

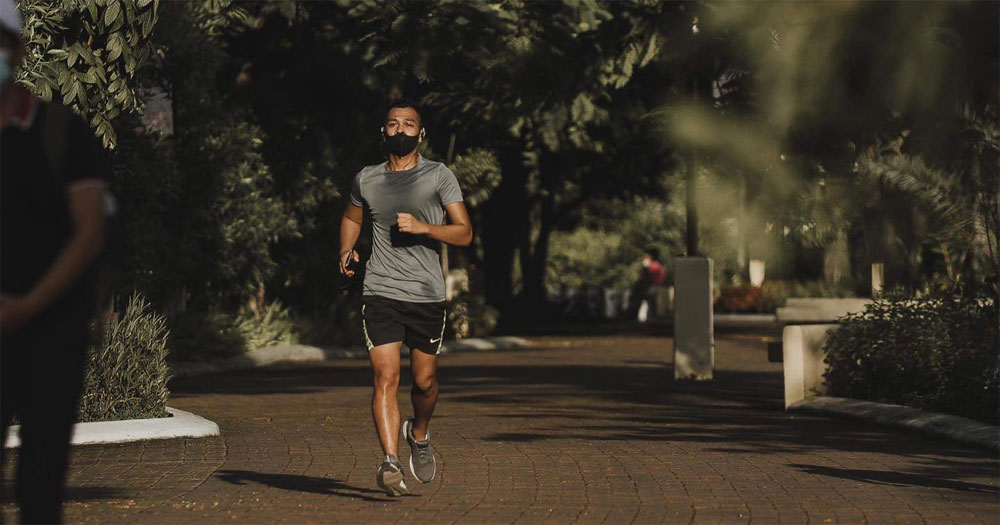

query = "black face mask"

[{"left": 384, "top": 132, "right": 420, "bottom": 157}]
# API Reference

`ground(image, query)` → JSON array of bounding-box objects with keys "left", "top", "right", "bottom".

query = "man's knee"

[
  {"left": 373, "top": 367, "right": 400, "bottom": 390},
  {"left": 412, "top": 373, "right": 438, "bottom": 394}
]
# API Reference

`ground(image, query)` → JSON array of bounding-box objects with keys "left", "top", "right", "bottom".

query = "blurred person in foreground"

[
  {"left": 0, "top": 0, "right": 110, "bottom": 521},
  {"left": 339, "top": 99, "right": 471, "bottom": 496}
]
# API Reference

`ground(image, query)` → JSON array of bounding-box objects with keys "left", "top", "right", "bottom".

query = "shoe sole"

[
  {"left": 376, "top": 466, "right": 408, "bottom": 496},
  {"left": 403, "top": 418, "right": 437, "bottom": 483}
]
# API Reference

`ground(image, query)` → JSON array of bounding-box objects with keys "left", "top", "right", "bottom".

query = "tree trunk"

[
  {"left": 482, "top": 147, "right": 527, "bottom": 315},
  {"left": 685, "top": 151, "right": 699, "bottom": 256},
  {"left": 520, "top": 194, "right": 555, "bottom": 306}
]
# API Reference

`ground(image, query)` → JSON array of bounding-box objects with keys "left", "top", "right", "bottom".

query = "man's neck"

[{"left": 387, "top": 152, "right": 419, "bottom": 172}]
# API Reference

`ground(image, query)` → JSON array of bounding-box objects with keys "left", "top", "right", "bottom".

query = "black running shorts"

[{"left": 362, "top": 295, "right": 447, "bottom": 355}]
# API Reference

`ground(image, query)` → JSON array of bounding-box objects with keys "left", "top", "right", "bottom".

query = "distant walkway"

[{"left": 4, "top": 334, "right": 997, "bottom": 523}]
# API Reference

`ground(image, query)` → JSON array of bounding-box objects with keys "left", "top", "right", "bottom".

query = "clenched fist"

[{"left": 396, "top": 213, "right": 430, "bottom": 235}]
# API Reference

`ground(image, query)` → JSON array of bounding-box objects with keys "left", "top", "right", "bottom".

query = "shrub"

[
  {"left": 233, "top": 301, "right": 298, "bottom": 351},
  {"left": 168, "top": 309, "right": 248, "bottom": 361},
  {"left": 447, "top": 293, "right": 499, "bottom": 339},
  {"left": 715, "top": 280, "right": 859, "bottom": 313},
  {"left": 716, "top": 285, "right": 764, "bottom": 313},
  {"left": 823, "top": 292, "right": 999, "bottom": 424},
  {"left": 292, "top": 291, "right": 366, "bottom": 348},
  {"left": 169, "top": 300, "right": 298, "bottom": 361},
  {"left": 78, "top": 295, "right": 171, "bottom": 423}
]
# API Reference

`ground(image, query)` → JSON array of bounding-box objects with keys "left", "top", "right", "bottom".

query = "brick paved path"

[{"left": 4, "top": 334, "right": 998, "bottom": 523}]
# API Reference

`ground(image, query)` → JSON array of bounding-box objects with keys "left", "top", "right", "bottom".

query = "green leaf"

[
  {"left": 39, "top": 81, "right": 52, "bottom": 101},
  {"left": 93, "top": 65, "right": 107, "bottom": 83},
  {"left": 107, "top": 33, "right": 123, "bottom": 62},
  {"left": 105, "top": 1, "right": 121, "bottom": 27},
  {"left": 76, "top": 84, "right": 89, "bottom": 109},
  {"left": 62, "top": 82, "right": 77, "bottom": 105},
  {"left": 141, "top": 11, "right": 154, "bottom": 38}
]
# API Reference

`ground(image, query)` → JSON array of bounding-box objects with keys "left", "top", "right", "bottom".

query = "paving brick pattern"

[{"left": 3, "top": 334, "right": 998, "bottom": 523}]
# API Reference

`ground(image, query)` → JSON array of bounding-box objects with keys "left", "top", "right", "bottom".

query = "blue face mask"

[{"left": 0, "top": 49, "right": 11, "bottom": 87}]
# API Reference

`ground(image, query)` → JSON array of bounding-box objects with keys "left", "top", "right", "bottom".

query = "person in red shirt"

[
  {"left": 633, "top": 248, "right": 666, "bottom": 322},
  {"left": 643, "top": 248, "right": 666, "bottom": 287}
]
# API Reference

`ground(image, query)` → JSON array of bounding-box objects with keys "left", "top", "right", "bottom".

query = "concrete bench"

[
  {"left": 782, "top": 324, "right": 838, "bottom": 408},
  {"left": 776, "top": 298, "right": 871, "bottom": 324},
  {"left": 779, "top": 298, "right": 871, "bottom": 408}
]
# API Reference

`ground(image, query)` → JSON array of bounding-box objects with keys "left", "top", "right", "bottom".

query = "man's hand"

[
  {"left": 396, "top": 213, "right": 430, "bottom": 235},
  {"left": 0, "top": 294, "right": 40, "bottom": 337},
  {"left": 340, "top": 249, "right": 360, "bottom": 277}
]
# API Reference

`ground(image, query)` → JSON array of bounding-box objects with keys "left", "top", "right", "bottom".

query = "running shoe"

[
  {"left": 375, "top": 455, "right": 408, "bottom": 496},
  {"left": 402, "top": 417, "right": 438, "bottom": 483}
]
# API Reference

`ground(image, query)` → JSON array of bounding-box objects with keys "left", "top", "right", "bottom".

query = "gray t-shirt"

[{"left": 350, "top": 156, "right": 463, "bottom": 303}]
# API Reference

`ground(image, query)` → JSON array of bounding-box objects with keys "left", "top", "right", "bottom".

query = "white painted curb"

[
  {"left": 4, "top": 407, "right": 219, "bottom": 449},
  {"left": 170, "top": 337, "right": 534, "bottom": 378},
  {"left": 789, "top": 396, "right": 998, "bottom": 451},
  {"left": 442, "top": 336, "right": 532, "bottom": 352}
]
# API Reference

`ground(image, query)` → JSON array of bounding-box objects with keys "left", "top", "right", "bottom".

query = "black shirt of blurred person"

[
  {"left": 1, "top": 96, "right": 110, "bottom": 523},
  {"left": 2, "top": 102, "right": 108, "bottom": 297}
]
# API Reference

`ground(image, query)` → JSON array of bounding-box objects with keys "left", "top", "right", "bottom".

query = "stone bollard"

[
  {"left": 603, "top": 288, "right": 621, "bottom": 318},
  {"left": 782, "top": 324, "right": 837, "bottom": 408},
  {"left": 749, "top": 259, "right": 765, "bottom": 287},
  {"left": 673, "top": 257, "right": 714, "bottom": 380},
  {"left": 871, "top": 262, "right": 884, "bottom": 296}
]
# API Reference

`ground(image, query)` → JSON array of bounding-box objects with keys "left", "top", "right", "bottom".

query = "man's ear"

[{"left": 419, "top": 127, "right": 426, "bottom": 142}]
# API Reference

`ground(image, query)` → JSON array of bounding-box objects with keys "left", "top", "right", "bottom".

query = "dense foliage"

[{"left": 823, "top": 292, "right": 999, "bottom": 424}]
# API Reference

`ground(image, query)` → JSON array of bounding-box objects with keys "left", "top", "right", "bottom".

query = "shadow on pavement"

[
  {"left": 789, "top": 464, "right": 1000, "bottom": 494},
  {"left": 1, "top": 481, "right": 129, "bottom": 503},
  {"left": 215, "top": 470, "right": 411, "bottom": 502}
]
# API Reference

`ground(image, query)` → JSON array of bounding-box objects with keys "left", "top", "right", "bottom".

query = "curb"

[
  {"left": 170, "top": 336, "right": 534, "bottom": 379},
  {"left": 714, "top": 313, "right": 779, "bottom": 329},
  {"left": 789, "top": 396, "right": 998, "bottom": 452},
  {"left": 3, "top": 407, "right": 220, "bottom": 449}
]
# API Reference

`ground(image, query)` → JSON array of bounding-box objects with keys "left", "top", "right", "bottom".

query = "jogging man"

[{"left": 339, "top": 99, "right": 472, "bottom": 496}]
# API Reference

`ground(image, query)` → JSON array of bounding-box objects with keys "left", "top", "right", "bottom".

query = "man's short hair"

[
  {"left": 385, "top": 98, "right": 422, "bottom": 125},
  {"left": 645, "top": 248, "right": 660, "bottom": 261}
]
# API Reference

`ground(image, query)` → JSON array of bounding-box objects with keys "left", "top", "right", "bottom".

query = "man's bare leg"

[
  {"left": 370, "top": 343, "right": 402, "bottom": 456},
  {"left": 409, "top": 350, "right": 439, "bottom": 441}
]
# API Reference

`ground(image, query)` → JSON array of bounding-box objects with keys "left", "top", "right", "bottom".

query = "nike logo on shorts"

[{"left": 430, "top": 337, "right": 442, "bottom": 343}]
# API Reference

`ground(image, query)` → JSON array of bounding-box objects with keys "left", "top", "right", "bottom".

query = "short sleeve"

[
  {"left": 350, "top": 170, "right": 365, "bottom": 207},
  {"left": 65, "top": 115, "right": 110, "bottom": 187},
  {"left": 436, "top": 165, "right": 463, "bottom": 206}
]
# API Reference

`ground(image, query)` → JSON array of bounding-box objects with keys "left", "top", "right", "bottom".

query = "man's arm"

[
  {"left": 1, "top": 185, "right": 107, "bottom": 335},
  {"left": 396, "top": 202, "right": 473, "bottom": 247},
  {"left": 339, "top": 203, "right": 363, "bottom": 276}
]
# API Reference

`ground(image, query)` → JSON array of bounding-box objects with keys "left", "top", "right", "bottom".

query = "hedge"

[{"left": 823, "top": 292, "right": 998, "bottom": 424}]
